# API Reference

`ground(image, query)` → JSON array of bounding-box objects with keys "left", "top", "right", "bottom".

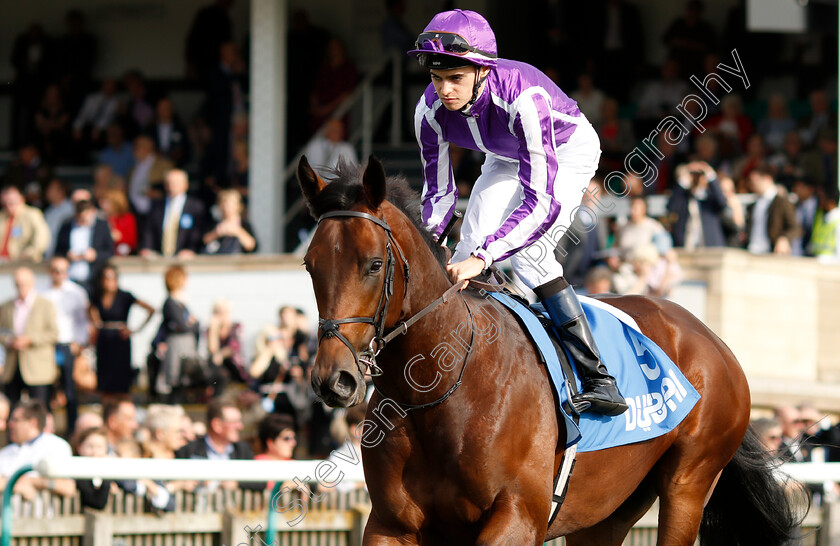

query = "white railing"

[
  {"left": 0, "top": 458, "right": 835, "bottom": 546},
  {"left": 35, "top": 457, "right": 366, "bottom": 483}
]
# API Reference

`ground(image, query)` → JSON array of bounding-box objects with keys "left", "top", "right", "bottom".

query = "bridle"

[
  {"left": 315, "top": 210, "right": 410, "bottom": 378},
  {"left": 314, "top": 209, "right": 472, "bottom": 410}
]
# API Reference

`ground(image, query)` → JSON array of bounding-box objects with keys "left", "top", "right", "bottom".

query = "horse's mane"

[{"left": 307, "top": 160, "right": 449, "bottom": 267}]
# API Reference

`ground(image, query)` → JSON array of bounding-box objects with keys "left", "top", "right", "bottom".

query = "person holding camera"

[
  {"left": 249, "top": 314, "right": 309, "bottom": 428},
  {"left": 667, "top": 160, "right": 729, "bottom": 250}
]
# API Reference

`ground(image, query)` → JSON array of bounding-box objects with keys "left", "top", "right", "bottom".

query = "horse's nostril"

[{"left": 330, "top": 370, "right": 358, "bottom": 399}]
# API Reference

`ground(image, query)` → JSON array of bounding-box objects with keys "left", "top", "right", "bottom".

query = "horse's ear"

[
  {"left": 362, "top": 155, "right": 387, "bottom": 210},
  {"left": 298, "top": 156, "right": 326, "bottom": 211}
]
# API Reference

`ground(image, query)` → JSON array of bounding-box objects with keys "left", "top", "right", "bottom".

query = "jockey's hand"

[{"left": 446, "top": 255, "right": 486, "bottom": 285}]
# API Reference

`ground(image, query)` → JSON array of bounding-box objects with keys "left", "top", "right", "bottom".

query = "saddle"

[{"left": 467, "top": 270, "right": 583, "bottom": 419}]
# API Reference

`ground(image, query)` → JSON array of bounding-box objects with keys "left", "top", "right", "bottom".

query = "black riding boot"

[{"left": 534, "top": 277, "right": 628, "bottom": 416}]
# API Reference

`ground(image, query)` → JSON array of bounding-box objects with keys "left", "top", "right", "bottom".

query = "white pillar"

[{"left": 249, "top": 0, "right": 287, "bottom": 253}]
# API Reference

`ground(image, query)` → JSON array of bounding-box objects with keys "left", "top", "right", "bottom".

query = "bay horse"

[{"left": 298, "top": 156, "right": 802, "bottom": 545}]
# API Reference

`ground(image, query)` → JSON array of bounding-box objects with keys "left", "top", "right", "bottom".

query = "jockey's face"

[{"left": 430, "top": 66, "right": 487, "bottom": 111}]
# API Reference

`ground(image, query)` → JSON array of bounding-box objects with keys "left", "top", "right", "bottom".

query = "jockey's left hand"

[{"left": 446, "top": 255, "right": 486, "bottom": 284}]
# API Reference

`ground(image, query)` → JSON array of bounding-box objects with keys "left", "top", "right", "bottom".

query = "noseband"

[{"left": 315, "top": 210, "right": 410, "bottom": 377}]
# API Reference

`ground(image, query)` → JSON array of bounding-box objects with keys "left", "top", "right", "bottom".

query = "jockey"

[{"left": 408, "top": 9, "right": 627, "bottom": 416}]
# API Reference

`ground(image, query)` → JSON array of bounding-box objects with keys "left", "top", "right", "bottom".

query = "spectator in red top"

[
  {"left": 99, "top": 188, "right": 138, "bottom": 255},
  {"left": 309, "top": 37, "right": 358, "bottom": 133}
]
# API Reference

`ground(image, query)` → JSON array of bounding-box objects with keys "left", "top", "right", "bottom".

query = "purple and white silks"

[{"left": 414, "top": 58, "right": 597, "bottom": 265}]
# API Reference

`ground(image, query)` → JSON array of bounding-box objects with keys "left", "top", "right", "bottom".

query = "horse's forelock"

[{"left": 308, "top": 160, "right": 447, "bottom": 268}]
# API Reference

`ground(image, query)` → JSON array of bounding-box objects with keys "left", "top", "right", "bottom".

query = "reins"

[{"left": 314, "top": 209, "right": 474, "bottom": 411}]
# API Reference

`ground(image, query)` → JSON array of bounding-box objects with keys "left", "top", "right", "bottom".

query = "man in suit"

[
  {"left": 127, "top": 135, "right": 174, "bottom": 219},
  {"left": 175, "top": 397, "right": 260, "bottom": 490},
  {"left": 746, "top": 166, "right": 801, "bottom": 255},
  {"left": 0, "top": 267, "right": 59, "bottom": 407},
  {"left": 54, "top": 199, "right": 114, "bottom": 290},
  {"left": 0, "top": 185, "right": 51, "bottom": 262},
  {"left": 140, "top": 169, "right": 205, "bottom": 258}
]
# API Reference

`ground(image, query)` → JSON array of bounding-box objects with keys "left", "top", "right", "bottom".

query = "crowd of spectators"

[
  {"left": 0, "top": 0, "right": 838, "bottom": 520},
  {"left": 0, "top": 261, "right": 350, "bottom": 464},
  {"left": 4, "top": 3, "right": 361, "bottom": 258},
  {"left": 505, "top": 0, "right": 840, "bottom": 291},
  {"left": 752, "top": 404, "right": 840, "bottom": 508},
  {"left": 0, "top": 262, "right": 366, "bottom": 510}
]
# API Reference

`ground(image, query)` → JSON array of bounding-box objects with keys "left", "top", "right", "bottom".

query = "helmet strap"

[{"left": 459, "top": 67, "right": 488, "bottom": 116}]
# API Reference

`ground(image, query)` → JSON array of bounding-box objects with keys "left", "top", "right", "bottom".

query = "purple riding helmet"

[{"left": 406, "top": 9, "right": 498, "bottom": 70}]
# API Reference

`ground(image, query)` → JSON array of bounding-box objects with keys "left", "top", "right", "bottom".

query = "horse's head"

[{"left": 298, "top": 156, "right": 412, "bottom": 408}]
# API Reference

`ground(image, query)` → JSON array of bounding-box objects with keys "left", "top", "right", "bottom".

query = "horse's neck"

[
  {"left": 375, "top": 210, "right": 472, "bottom": 407},
  {"left": 392, "top": 212, "right": 452, "bottom": 318}
]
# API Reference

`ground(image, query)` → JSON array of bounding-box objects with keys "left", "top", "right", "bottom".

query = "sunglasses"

[
  {"left": 279, "top": 435, "right": 296, "bottom": 442},
  {"left": 415, "top": 32, "right": 495, "bottom": 58}
]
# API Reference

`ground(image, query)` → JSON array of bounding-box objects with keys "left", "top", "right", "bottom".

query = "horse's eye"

[{"left": 369, "top": 259, "right": 383, "bottom": 274}]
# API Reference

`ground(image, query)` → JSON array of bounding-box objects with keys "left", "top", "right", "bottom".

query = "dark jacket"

[
  {"left": 76, "top": 478, "right": 113, "bottom": 509},
  {"left": 54, "top": 217, "right": 115, "bottom": 283},
  {"left": 175, "top": 436, "right": 261, "bottom": 490},
  {"left": 746, "top": 191, "right": 802, "bottom": 249},
  {"left": 147, "top": 117, "right": 191, "bottom": 167},
  {"left": 176, "top": 436, "right": 254, "bottom": 460},
  {"left": 140, "top": 196, "right": 206, "bottom": 254},
  {"left": 667, "top": 178, "right": 728, "bottom": 248}
]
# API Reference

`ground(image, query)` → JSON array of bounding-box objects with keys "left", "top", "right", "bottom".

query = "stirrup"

[
  {"left": 572, "top": 390, "right": 628, "bottom": 416},
  {"left": 569, "top": 397, "right": 592, "bottom": 415}
]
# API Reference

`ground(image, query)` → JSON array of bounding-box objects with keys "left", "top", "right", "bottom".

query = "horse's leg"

[
  {"left": 655, "top": 485, "right": 710, "bottom": 545},
  {"left": 474, "top": 495, "right": 544, "bottom": 546},
  {"left": 564, "top": 477, "right": 658, "bottom": 546},
  {"left": 653, "top": 451, "right": 722, "bottom": 546},
  {"left": 362, "top": 513, "right": 419, "bottom": 546}
]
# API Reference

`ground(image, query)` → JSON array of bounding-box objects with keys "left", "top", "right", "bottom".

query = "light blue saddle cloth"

[{"left": 488, "top": 292, "right": 701, "bottom": 452}]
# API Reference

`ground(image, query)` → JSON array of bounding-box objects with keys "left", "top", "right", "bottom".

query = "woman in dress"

[
  {"left": 89, "top": 264, "right": 154, "bottom": 395},
  {"left": 159, "top": 265, "right": 201, "bottom": 403}
]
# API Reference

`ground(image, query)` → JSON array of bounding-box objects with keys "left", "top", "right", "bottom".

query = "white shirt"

[
  {"left": 129, "top": 154, "right": 156, "bottom": 214},
  {"left": 748, "top": 187, "right": 778, "bottom": 254},
  {"left": 67, "top": 222, "right": 93, "bottom": 282},
  {"left": 0, "top": 433, "right": 72, "bottom": 478},
  {"left": 13, "top": 291, "right": 36, "bottom": 337},
  {"left": 43, "top": 200, "right": 75, "bottom": 257},
  {"left": 303, "top": 138, "right": 358, "bottom": 179},
  {"left": 43, "top": 280, "right": 89, "bottom": 345}
]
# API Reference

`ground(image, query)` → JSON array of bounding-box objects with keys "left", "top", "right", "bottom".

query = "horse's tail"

[{"left": 699, "top": 425, "right": 810, "bottom": 546}]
